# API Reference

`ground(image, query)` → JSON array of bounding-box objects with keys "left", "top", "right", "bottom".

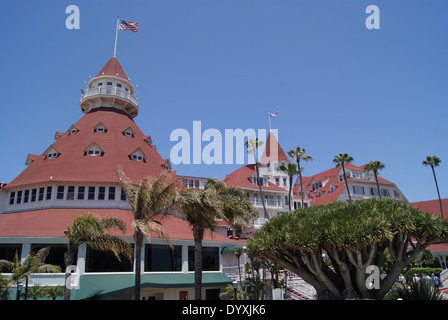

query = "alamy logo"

[{"left": 170, "top": 121, "right": 278, "bottom": 165}]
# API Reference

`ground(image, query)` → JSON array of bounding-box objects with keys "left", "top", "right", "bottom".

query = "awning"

[
  {"left": 71, "top": 272, "right": 233, "bottom": 300},
  {"left": 221, "top": 246, "right": 236, "bottom": 254}
]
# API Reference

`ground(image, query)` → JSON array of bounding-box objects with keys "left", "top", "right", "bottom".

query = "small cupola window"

[
  {"left": 44, "top": 146, "right": 60, "bottom": 159},
  {"left": 130, "top": 148, "right": 146, "bottom": 162},
  {"left": 123, "top": 127, "right": 135, "bottom": 138},
  {"left": 94, "top": 122, "right": 108, "bottom": 133},
  {"left": 84, "top": 142, "right": 104, "bottom": 157}
]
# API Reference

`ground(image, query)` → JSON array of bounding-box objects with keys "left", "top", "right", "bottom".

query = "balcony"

[
  {"left": 80, "top": 87, "right": 138, "bottom": 106},
  {"left": 250, "top": 198, "right": 282, "bottom": 208}
]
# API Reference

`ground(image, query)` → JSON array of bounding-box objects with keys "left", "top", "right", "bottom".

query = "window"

[
  {"left": 84, "top": 143, "right": 104, "bottom": 157},
  {"left": 85, "top": 246, "right": 133, "bottom": 272},
  {"left": 394, "top": 190, "right": 400, "bottom": 199},
  {"left": 107, "top": 82, "right": 112, "bottom": 86},
  {"left": 188, "top": 246, "right": 219, "bottom": 271},
  {"left": 253, "top": 177, "right": 265, "bottom": 186},
  {"left": 46, "top": 186, "right": 52, "bottom": 200},
  {"left": 120, "top": 188, "right": 126, "bottom": 201},
  {"left": 195, "top": 180, "right": 200, "bottom": 189},
  {"left": 108, "top": 187, "right": 115, "bottom": 200},
  {"left": 56, "top": 186, "right": 64, "bottom": 200},
  {"left": 123, "top": 127, "right": 135, "bottom": 138},
  {"left": 97, "top": 82, "right": 103, "bottom": 87},
  {"left": 38, "top": 187, "right": 45, "bottom": 201},
  {"left": 94, "top": 123, "right": 107, "bottom": 133},
  {"left": 9, "top": 192, "right": 15, "bottom": 205},
  {"left": 116, "top": 83, "right": 122, "bottom": 88},
  {"left": 275, "top": 178, "right": 280, "bottom": 186},
  {"left": 381, "top": 189, "right": 390, "bottom": 197},
  {"left": 24, "top": 190, "right": 29, "bottom": 203},
  {"left": 67, "top": 186, "right": 75, "bottom": 200},
  {"left": 283, "top": 178, "right": 287, "bottom": 186},
  {"left": 31, "top": 189, "right": 37, "bottom": 202},
  {"left": 145, "top": 244, "right": 182, "bottom": 272},
  {"left": 189, "top": 179, "right": 194, "bottom": 189},
  {"left": 98, "top": 187, "right": 106, "bottom": 200},
  {"left": 16, "top": 191, "right": 22, "bottom": 204},
  {"left": 78, "top": 186, "right": 85, "bottom": 200},
  {"left": 353, "top": 186, "right": 365, "bottom": 195},
  {"left": 131, "top": 154, "right": 144, "bottom": 162},
  {"left": 370, "top": 187, "right": 379, "bottom": 196},
  {"left": 88, "top": 187, "right": 95, "bottom": 200}
]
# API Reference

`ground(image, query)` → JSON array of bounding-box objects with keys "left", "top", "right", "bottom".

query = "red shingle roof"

[
  {"left": 223, "top": 164, "right": 287, "bottom": 192},
  {"left": 295, "top": 163, "right": 399, "bottom": 206},
  {"left": 411, "top": 198, "right": 448, "bottom": 216},
  {"left": 95, "top": 57, "right": 129, "bottom": 81},
  {"left": 0, "top": 208, "right": 242, "bottom": 243},
  {"left": 260, "top": 132, "right": 290, "bottom": 164},
  {"left": 6, "top": 108, "right": 170, "bottom": 188}
]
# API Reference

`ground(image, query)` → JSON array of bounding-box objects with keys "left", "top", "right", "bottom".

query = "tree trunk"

[
  {"left": 194, "top": 228, "right": 204, "bottom": 300},
  {"left": 63, "top": 249, "right": 76, "bottom": 301},
  {"left": 288, "top": 176, "right": 293, "bottom": 211},
  {"left": 134, "top": 232, "right": 143, "bottom": 300},
  {"left": 255, "top": 163, "right": 268, "bottom": 218},
  {"left": 431, "top": 166, "right": 444, "bottom": 218},
  {"left": 298, "top": 168, "right": 305, "bottom": 209},
  {"left": 342, "top": 164, "right": 351, "bottom": 201},
  {"left": 374, "top": 171, "right": 381, "bottom": 199}
]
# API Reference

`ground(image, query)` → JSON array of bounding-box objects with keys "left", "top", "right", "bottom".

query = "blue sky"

[{"left": 1, "top": 1, "right": 447, "bottom": 203}]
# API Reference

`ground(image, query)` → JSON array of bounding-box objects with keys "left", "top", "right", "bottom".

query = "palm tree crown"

[
  {"left": 333, "top": 153, "right": 354, "bottom": 201},
  {"left": 364, "top": 160, "right": 385, "bottom": 198},
  {"left": 423, "top": 155, "right": 444, "bottom": 218}
]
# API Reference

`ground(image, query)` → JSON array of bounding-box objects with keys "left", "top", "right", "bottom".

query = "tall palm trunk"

[
  {"left": 298, "top": 167, "right": 304, "bottom": 209},
  {"left": 193, "top": 227, "right": 204, "bottom": 300},
  {"left": 374, "top": 171, "right": 382, "bottom": 199},
  {"left": 288, "top": 175, "right": 293, "bottom": 211},
  {"left": 341, "top": 164, "right": 352, "bottom": 201},
  {"left": 63, "top": 250, "right": 76, "bottom": 300},
  {"left": 254, "top": 162, "right": 268, "bottom": 218},
  {"left": 431, "top": 165, "right": 444, "bottom": 218},
  {"left": 134, "top": 231, "right": 143, "bottom": 300}
]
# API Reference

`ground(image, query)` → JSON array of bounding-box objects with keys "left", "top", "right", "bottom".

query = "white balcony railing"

[
  {"left": 250, "top": 199, "right": 282, "bottom": 208},
  {"left": 80, "top": 87, "right": 138, "bottom": 105}
]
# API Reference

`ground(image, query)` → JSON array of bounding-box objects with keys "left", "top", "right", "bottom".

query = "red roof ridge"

[{"left": 260, "top": 132, "right": 290, "bottom": 164}]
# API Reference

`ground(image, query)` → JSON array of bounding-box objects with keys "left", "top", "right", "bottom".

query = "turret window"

[
  {"left": 123, "top": 127, "right": 135, "bottom": 138},
  {"left": 94, "top": 123, "right": 107, "bottom": 133}
]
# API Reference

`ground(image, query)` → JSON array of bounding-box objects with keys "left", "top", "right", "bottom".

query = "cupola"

[{"left": 80, "top": 57, "right": 138, "bottom": 118}]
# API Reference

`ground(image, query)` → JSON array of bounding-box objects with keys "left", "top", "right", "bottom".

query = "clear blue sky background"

[{"left": 1, "top": 0, "right": 447, "bottom": 203}]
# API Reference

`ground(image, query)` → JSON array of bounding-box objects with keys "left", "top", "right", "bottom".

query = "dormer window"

[
  {"left": 162, "top": 160, "right": 171, "bottom": 171},
  {"left": 123, "top": 127, "right": 135, "bottom": 138},
  {"left": 84, "top": 142, "right": 104, "bottom": 157},
  {"left": 68, "top": 125, "right": 79, "bottom": 135},
  {"left": 144, "top": 136, "right": 152, "bottom": 146},
  {"left": 94, "top": 122, "right": 107, "bottom": 133},
  {"left": 130, "top": 148, "right": 146, "bottom": 162},
  {"left": 44, "top": 146, "right": 60, "bottom": 160}
]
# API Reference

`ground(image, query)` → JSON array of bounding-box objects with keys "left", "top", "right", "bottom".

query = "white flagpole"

[
  {"left": 268, "top": 109, "right": 272, "bottom": 133},
  {"left": 113, "top": 16, "right": 119, "bottom": 57}
]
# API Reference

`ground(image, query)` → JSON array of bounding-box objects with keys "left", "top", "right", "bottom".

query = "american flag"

[{"left": 119, "top": 20, "right": 138, "bottom": 32}]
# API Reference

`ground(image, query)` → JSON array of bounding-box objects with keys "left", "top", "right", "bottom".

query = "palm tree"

[
  {"left": 279, "top": 163, "right": 299, "bottom": 211},
  {"left": 232, "top": 247, "right": 245, "bottom": 286},
  {"left": 288, "top": 147, "right": 312, "bottom": 209},
  {"left": 63, "top": 214, "right": 132, "bottom": 300},
  {"left": 0, "top": 247, "right": 61, "bottom": 300},
  {"left": 333, "top": 153, "right": 354, "bottom": 201},
  {"left": 117, "top": 167, "right": 178, "bottom": 300},
  {"left": 364, "top": 160, "right": 385, "bottom": 198},
  {"left": 180, "top": 179, "right": 256, "bottom": 300},
  {"left": 245, "top": 137, "right": 268, "bottom": 218},
  {"left": 423, "top": 155, "right": 444, "bottom": 218},
  {"left": 180, "top": 188, "right": 222, "bottom": 300}
]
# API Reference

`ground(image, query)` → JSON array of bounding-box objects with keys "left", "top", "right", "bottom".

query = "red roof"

[
  {"left": 6, "top": 108, "right": 170, "bottom": 188},
  {"left": 0, "top": 208, "right": 242, "bottom": 243},
  {"left": 95, "top": 57, "right": 129, "bottom": 81},
  {"left": 260, "top": 132, "right": 290, "bottom": 164},
  {"left": 411, "top": 198, "right": 448, "bottom": 216},
  {"left": 295, "top": 163, "right": 399, "bottom": 206},
  {"left": 223, "top": 164, "right": 287, "bottom": 192}
]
